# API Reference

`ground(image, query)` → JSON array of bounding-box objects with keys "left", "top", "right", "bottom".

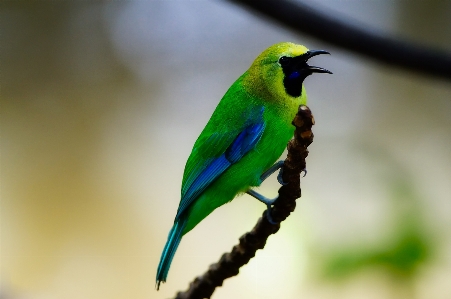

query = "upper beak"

[{"left": 304, "top": 50, "right": 333, "bottom": 74}]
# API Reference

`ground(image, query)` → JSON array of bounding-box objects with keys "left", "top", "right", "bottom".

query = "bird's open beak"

[{"left": 304, "top": 50, "right": 333, "bottom": 74}]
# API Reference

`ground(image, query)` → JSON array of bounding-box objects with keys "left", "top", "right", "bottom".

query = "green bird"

[{"left": 156, "top": 42, "right": 331, "bottom": 289}]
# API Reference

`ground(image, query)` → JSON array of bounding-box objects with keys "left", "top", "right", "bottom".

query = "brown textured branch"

[{"left": 175, "top": 105, "right": 315, "bottom": 299}]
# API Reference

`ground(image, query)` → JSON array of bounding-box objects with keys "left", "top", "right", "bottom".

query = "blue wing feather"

[
  {"left": 225, "top": 122, "right": 265, "bottom": 163},
  {"left": 176, "top": 155, "right": 231, "bottom": 219},
  {"left": 175, "top": 106, "right": 265, "bottom": 220}
]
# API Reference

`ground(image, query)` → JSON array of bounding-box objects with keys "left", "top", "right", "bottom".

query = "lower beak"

[
  {"left": 307, "top": 65, "right": 333, "bottom": 74},
  {"left": 305, "top": 50, "right": 332, "bottom": 74}
]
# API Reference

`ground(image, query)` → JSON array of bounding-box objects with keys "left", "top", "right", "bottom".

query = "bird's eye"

[{"left": 278, "top": 56, "right": 290, "bottom": 66}]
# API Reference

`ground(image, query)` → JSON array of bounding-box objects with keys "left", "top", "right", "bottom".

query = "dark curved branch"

[
  {"left": 229, "top": 0, "right": 451, "bottom": 80},
  {"left": 175, "top": 106, "right": 315, "bottom": 299}
]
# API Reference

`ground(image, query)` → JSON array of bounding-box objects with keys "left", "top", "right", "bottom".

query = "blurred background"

[{"left": 1, "top": 1, "right": 451, "bottom": 298}]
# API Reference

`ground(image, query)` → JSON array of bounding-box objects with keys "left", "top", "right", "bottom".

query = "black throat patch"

[{"left": 279, "top": 55, "right": 311, "bottom": 98}]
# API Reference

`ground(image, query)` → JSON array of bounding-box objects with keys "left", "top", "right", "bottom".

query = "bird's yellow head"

[{"left": 242, "top": 42, "right": 331, "bottom": 105}]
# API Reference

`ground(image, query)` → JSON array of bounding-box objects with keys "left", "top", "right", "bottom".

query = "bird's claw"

[
  {"left": 247, "top": 189, "right": 279, "bottom": 224},
  {"left": 301, "top": 167, "right": 307, "bottom": 177},
  {"left": 261, "top": 160, "right": 285, "bottom": 184},
  {"left": 277, "top": 166, "right": 288, "bottom": 185},
  {"left": 264, "top": 207, "right": 279, "bottom": 225}
]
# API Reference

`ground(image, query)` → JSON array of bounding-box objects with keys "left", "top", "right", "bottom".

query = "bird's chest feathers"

[{"left": 253, "top": 107, "right": 295, "bottom": 165}]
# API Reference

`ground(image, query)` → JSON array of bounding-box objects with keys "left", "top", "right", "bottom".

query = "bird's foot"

[
  {"left": 263, "top": 207, "right": 278, "bottom": 225},
  {"left": 261, "top": 160, "right": 287, "bottom": 185},
  {"left": 247, "top": 189, "right": 279, "bottom": 224},
  {"left": 277, "top": 166, "right": 288, "bottom": 185}
]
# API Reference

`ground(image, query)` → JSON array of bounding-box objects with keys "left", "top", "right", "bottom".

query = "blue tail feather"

[{"left": 156, "top": 217, "right": 187, "bottom": 290}]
